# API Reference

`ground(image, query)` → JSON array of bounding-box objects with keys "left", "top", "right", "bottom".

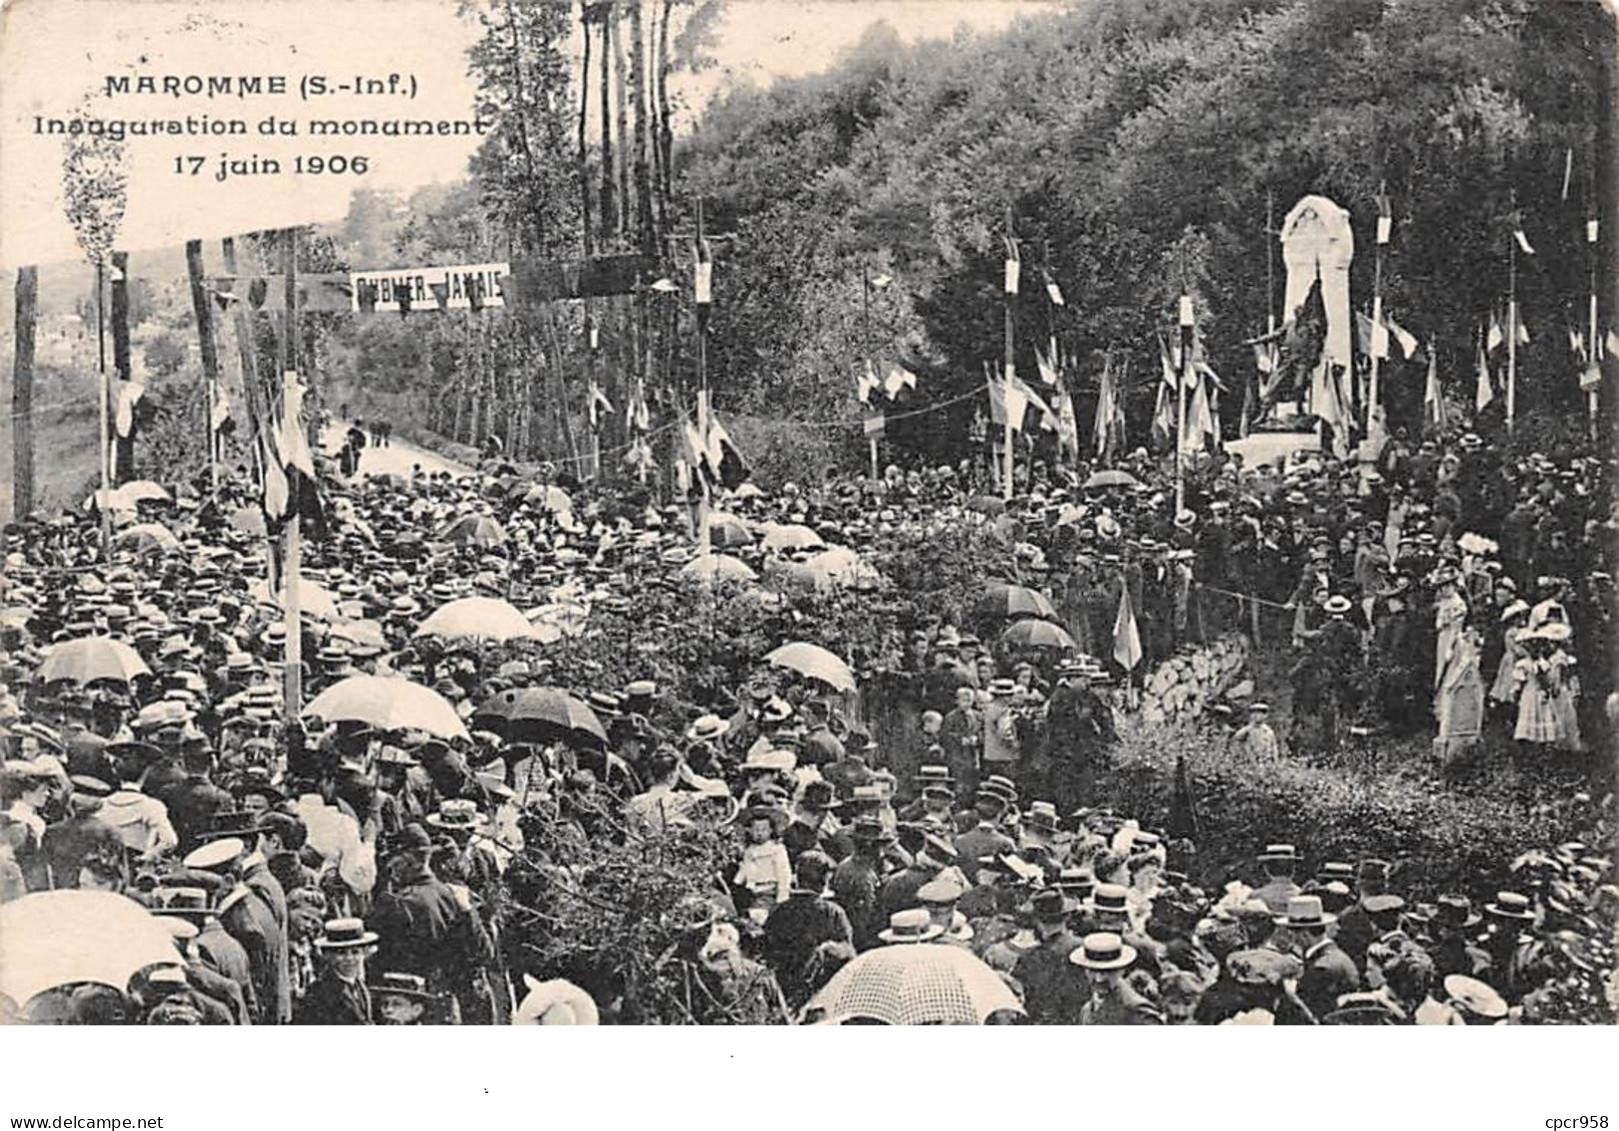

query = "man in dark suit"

[
  {"left": 295, "top": 919, "right": 377, "bottom": 1024},
  {"left": 368, "top": 823, "right": 464, "bottom": 991},
  {"left": 40, "top": 776, "right": 125, "bottom": 889},
  {"left": 1273, "top": 895, "right": 1360, "bottom": 1020},
  {"left": 761, "top": 852, "right": 852, "bottom": 1009},
  {"left": 165, "top": 747, "right": 235, "bottom": 852}
]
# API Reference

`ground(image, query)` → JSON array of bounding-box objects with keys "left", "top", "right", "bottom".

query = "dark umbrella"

[
  {"left": 999, "top": 619, "right": 1075, "bottom": 651},
  {"left": 978, "top": 582, "right": 1057, "bottom": 621},
  {"left": 473, "top": 686, "right": 607, "bottom": 747}
]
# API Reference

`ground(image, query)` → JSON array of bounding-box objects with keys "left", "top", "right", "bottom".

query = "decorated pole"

[
  {"left": 1589, "top": 214, "right": 1601, "bottom": 441},
  {"left": 1175, "top": 259, "right": 1193, "bottom": 515},
  {"left": 1002, "top": 206, "right": 1017, "bottom": 501},
  {"left": 95, "top": 260, "right": 112, "bottom": 555},
  {"left": 281, "top": 228, "right": 303, "bottom": 722},
  {"left": 692, "top": 197, "right": 712, "bottom": 554},
  {"left": 863, "top": 265, "right": 879, "bottom": 480},
  {"left": 1507, "top": 227, "right": 1518, "bottom": 434},
  {"left": 1368, "top": 182, "right": 1391, "bottom": 429}
]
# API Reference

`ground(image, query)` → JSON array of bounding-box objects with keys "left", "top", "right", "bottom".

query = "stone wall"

[{"left": 1138, "top": 633, "right": 1251, "bottom": 726}]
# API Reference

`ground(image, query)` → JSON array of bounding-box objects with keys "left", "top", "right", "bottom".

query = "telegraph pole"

[
  {"left": 281, "top": 228, "right": 303, "bottom": 721},
  {"left": 1002, "top": 205, "right": 1016, "bottom": 501}
]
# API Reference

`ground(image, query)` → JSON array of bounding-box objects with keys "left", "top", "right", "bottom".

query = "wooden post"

[
  {"left": 186, "top": 240, "right": 222, "bottom": 493},
  {"left": 1176, "top": 291, "right": 1193, "bottom": 515},
  {"left": 110, "top": 250, "right": 132, "bottom": 485},
  {"left": 11, "top": 266, "right": 37, "bottom": 519},
  {"left": 1589, "top": 215, "right": 1600, "bottom": 442},
  {"left": 1506, "top": 228, "right": 1517, "bottom": 433}
]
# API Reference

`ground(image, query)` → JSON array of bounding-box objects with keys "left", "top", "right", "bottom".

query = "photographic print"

[{"left": 0, "top": 0, "right": 1615, "bottom": 1031}]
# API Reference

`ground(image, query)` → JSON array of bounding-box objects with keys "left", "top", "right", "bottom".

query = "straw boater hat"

[
  {"left": 877, "top": 908, "right": 945, "bottom": 945},
  {"left": 684, "top": 714, "right": 729, "bottom": 744},
  {"left": 1069, "top": 931, "right": 1136, "bottom": 971},
  {"left": 315, "top": 918, "right": 379, "bottom": 950},
  {"left": 426, "top": 798, "right": 490, "bottom": 835}
]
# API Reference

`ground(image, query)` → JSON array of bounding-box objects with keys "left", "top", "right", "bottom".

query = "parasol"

[
  {"left": 440, "top": 514, "right": 509, "bottom": 548},
  {"left": 979, "top": 582, "right": 1057, "bottom": 621},
  {"left": 999, "top": 619, "right": 1076, "bottom": 651},
  {"left": 112, "top": 523, "right": 182, "bottom": 556},
  {"left": 472, "top": 686, "right": 607, "bottom": 747},
  {"left": 415, "top": 596, "right": 537, "bottom": 643},
  {"left": 765, "top": 641, "right": 857, "bottom": 692},
  {"left": 760, "top": 523, "right": 825, "bottom": 553},
  {"left": 250, "top": 577, "right": 341, "bottom": 622},
  {"left": 1083, "top": 469, "right": 1141, "bottom": 490},
  {"left": 801, "top": 943, "right": 1024, "bottom": 1025},
  {"left": 707, "top": 517, "right": 755, "bottom": 549},
  {"left": 303, "top": 675, "right": 469, "bottom": 740},
  {"left": 0, "top": 891, "right": 181, "bottom": 1006},
  {"left": 680, "top": 553, "right": 759, "bottom": 583},
  {"left": 36, "top": 635, "right": 150, "bottom": 686}
]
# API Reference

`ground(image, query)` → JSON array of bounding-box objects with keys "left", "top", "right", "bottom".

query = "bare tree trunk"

[
  {"left": 11, "top": 266, "right": 37, "bottom": 519},
  {"left": 185, "top": 240, "right": 223, "bottom": 490},
  {"left": 629, "top": 0, "right": 652, "bottom": 255},
  {"left": 578, "top": 2, "right": 594, "bottom": 257},
  {"left": 656, "top": 0, "right": 675, "bottom": 229},
  {"left": 598, "top": 1, "right": 617, "bottom": 240},
  {"left": 611, "top": 0, "right": 631, "bottom": 244}
]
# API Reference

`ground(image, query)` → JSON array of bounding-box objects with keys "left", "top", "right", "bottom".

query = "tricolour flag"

[
  {"left": 1055, "top": 379, "right": 1080, "bottom": 462},
  {"left": 1035, "top": 347, "right": 1060, "bottom": 388},
  {"left": 883, "top": 365, "right": 917, "bottom": 400},
  {"left": 989, "top": 377, "right": 1029, "bottom": 432},
  {"left": 1425, "top": 347, "right": 1448, "bottom": 432},
  {"left": 694, "top": 240, "right": 713, "bottom": 305},
  {"left": 1093, "top": 354, "right": 1124, "bottom": 462},
  {"left": 1113, "top": 585, "right": 1142, "bottom": 671},
  {"left": 1475, "top": 341, "right": 1494, "bottom": 413},
  {"left": 1375, "top": 181, "right": 1392, "bottom": 246},
  {"left": 1044, "top": 271, "right": 1064, "bottom": 307}
]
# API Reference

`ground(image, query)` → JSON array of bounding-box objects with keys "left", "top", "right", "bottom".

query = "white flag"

[
  {"left": 1045, "top": 278, "right": 1065, "bottom": 306},
  {"left": 883, "top": 365, "right": 917, "bottom": 399},
  {"left": 1514, "top": 229, "right": 1535, "bottom": 256},
  {"left": 693, "top": 259, "right": 713, "bottom": 305},
  {"left": 1004, "top": 258, "right": 1020, "bottom": 296}
]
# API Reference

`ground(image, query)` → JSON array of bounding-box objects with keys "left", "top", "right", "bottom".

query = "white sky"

[{"left": 0, "top": 0, "right": 1046, "bottom": 269}]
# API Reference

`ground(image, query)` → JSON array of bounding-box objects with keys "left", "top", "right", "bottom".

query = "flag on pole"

[
  {"left": 1424, "top": 347, "right": 1448, "bottom": 431},
  {"left": 1514, "top": 228, "right": 1535, "bottom": 256},
  {"left": 1055, "top": 378, "right": 1080, "bottom": 462},
  {"left": 703, "top": 414, "right": 749, "bottom": 489},
  {"left": 1093, "top": 354, "right": 1125, "bottom": 462},
  {"left": 1035, "top": 346, "right": 1060, "bottom": 387},
  {"left": 267, "top": 373, "right": 325, "bottom": 535},
  {"left": 694, "top": 240, "right": 713, "bottom": 305},
  {"left": 1152, "top": 336, "right": 1179, "bottom": 446},
  {"left": 882, "top": 364, "right": 917, "bottom": 400},
  {"left": 1570, "top": 328, "right": 1587, "bottom": 361},
  {"left": 588, "top": 381, "right": 613, "bottom": 430},
  {"left": 626, "top": 379, "right": 651, "bottom": 432},
  {"left": 113, "top": 382, "right": 145, "bottom": 439},
  {"left": 1515, "top": 315, "right": 1530, "bottom": 345},
  {"left": 989, "top": 377, "right": 1030, "bottom": 432},
  {"left": 1487, "top": 313, "right": 1504, "bottom": 354},
  {"left": 1375, "top": 181, "right": 1392, "bottom": 246},
  {"left": 1003, "top": 237, "right": 1020, "bottom": 296},
  {"left": 1475, "top": 340, "right": 1494, "bottom": 412},
  {"left": 211, "top": 385, "right": 232, "bottom": 434},
  {"left": 856, "top": 360, "right": 880, "bottom": 405},
  {"left": 1112, "top": 585, "right": 1142, "bottom": 671},
  {"left": 1043, "top": 270, "right": 1064, "bottom": 307},
  {"left": 1606, "top": 329, "right": 1619, "bottom": 361},
  {"left": 1185, "top": 371, "right": 1216, "bottom": 454}
]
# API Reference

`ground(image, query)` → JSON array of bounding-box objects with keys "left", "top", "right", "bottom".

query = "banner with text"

[{"left": 349, "top": 262, "right": 510, "bottom": 312}]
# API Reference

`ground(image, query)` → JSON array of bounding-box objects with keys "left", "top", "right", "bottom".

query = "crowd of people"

[{"left": 0, "top": 418, "right": 1613, "bottom": 1024}]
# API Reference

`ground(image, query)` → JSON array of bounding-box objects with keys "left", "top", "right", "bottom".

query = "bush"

[{"left": 1099, "top": 719, "right": 1610, "bottom": 902}]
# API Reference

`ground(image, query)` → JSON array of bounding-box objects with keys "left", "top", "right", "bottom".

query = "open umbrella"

[
  {"left": 303, "top": 675, "right": 469, "bottom": 740},
  {"left": 473, "top": 686, "right": 607, "bottom": 747},
  {"left": 680, "top": 553, "right": 758, "bottom": 584},
  {"left": 1083, "top": 469, "right": 1141, "bottom": 490},
  {"left": 441, "top": 514, "right": 508, "bottom": 548},
  {"left": 112, "top": 523, "right": 182, "bottom": 556},
  {"left": 0, "top": 891, "right": 180, "bottom": 1006},
  {"left": 707, "top": 517, "right": 754, "bottom": 550},
  {"left": 36, "top": 635, "right": 150, "bottom": 685},
  {"left": 761, "top": 523, "right": 825, "bottom": 553},
  {"left": 250, "top": 577, "right": 341, "bottom": 622},
  {"left": 415, "top": 596, "right": 537, "bottom": 643},
  {"left": 979, "top": 582, "right": 1057, "bottom": 621},
  {"left": 999, "top": 619, "right": 1076, "bottom": 651},
  {"left": 801, "top": 943, "right": 1024, "bottom": 1025},
  {"left": 765, "top": 642, "right": 856, "bottom": 692}
]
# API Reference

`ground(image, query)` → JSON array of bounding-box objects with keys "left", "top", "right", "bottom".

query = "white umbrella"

[
  {"left": 761, "top": 523, "right": 826, "bottom": 553},
  {"left": 765, "top": 641, "right": 857, "bottom": 692},
  {"left": 680, "top": 554, "right": 759, "bottom": 583},
  {"left": 303, "top": 675, "right": 469, "bottom": 740},
  {"left": 802, "top": 943, "right": 1024, "bottom": 1025},
  {"left": 415, "top": 597, "right": 538, "bottom": 642},
  {"left": 0, "top": 891, "right": 180, "bottom": 1006},
  {"left": 250, "top": 577, "right": 341, "bottom": 621}
]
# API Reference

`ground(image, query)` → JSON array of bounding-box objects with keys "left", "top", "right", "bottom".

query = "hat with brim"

[
  {"left": 735, "top": 803, "right": 791, "bottom": 837},
  {"left": 850, "top": 816, "right": 895, "bottom": 843},
  {"left": 1069, "top": 932, "right": 1136, "bottom": 971},
  {"left": 426, "top": 799, "right": 490, "bottom": 834},
  {"left": 1227, "top": 948, "right": 1303, "bottom": 986},
  {"left": 684, "top": 714, "right": 729, "bottom": 744},
  {"left": 1444, "top": 974, "right": 1507, "bottom": 1020},
  {"left": 315, "top": 918, "right": 379, "bottom": 949},
  {"left": 1258, "top": 843, "right": 1299, "bottom": 864},
  {"left": 1275, "top": 895, "right": 1337, "bottom": 929},
  {"left": 1485, "top": 891, "right": 1536, "bottom": 922},
  {"left": 149, "top": 886, "right": 215, "bottom": 920},
  {"left": 877, "top": 908, "right": 945, "bottom": 945}
]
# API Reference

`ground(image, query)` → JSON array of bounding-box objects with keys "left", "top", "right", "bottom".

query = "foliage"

[
  {"left": 673, "top": 0, "right": 1614, "bottom": 469},
  {"left": 1098, "top": 718, "right": 1611, "bottom": 901}
]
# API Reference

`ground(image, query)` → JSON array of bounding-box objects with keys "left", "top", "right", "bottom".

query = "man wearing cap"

[
  {"left": 370, "top": 823, "right": 466, "bottom": 994},
  {"left": 761, "top": 851, "right": 852, "bottom": 1009},
  {"left": 1012, "top": 888, "right": 1088, "bottom": 1024},
  {"left": 165, "top": 743, "right": 235, "bottom": 852},
  {"left": 1230, "top": 702, "right": 1280, "bottom": 760},
  {"left": 1044, "top": 660, "right": 1114, "bottom": 813},
  {"left": 879, "top": 828, "right": 957, "bottom": 919},
  {"left": 782, "top": 780, "right": 852, "bottom": 863},
  {"left": 953, "top": 787, "right": 1016, "bottom": 870},
  {"left": 798, "top": 700, "right": 846, "bottom": 769},
  {"left": 181, "top": 837, "right": 288, "bottom": 1024}
]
